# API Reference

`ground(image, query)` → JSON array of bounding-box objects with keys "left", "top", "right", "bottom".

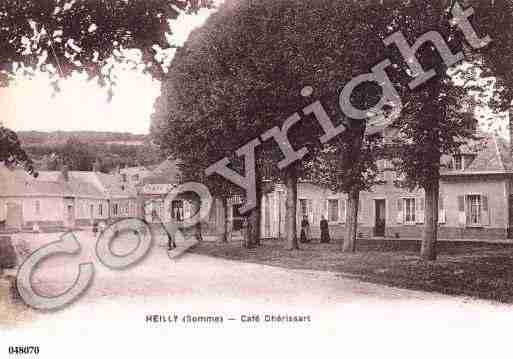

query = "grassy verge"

[
  {"left": 0, "top": 276, "right": 33, "bottom": 327},
  {"left": 190, "top": 239, "right": 513, "bottom": 303}
]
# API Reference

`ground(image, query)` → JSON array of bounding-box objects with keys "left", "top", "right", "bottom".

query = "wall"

[
  {"left": 75, "top": 198, "right": 109, "bottom": 220},
  {"left": 260, "top": 175, "right": 511, "bottom": 241},
  {"left": 18, "top": 197, "right": 64, "bottom": 223},
  {"left": 0, "top": 196, "right": 65, "bottom": 231},
  {"left": 110, "top": 198, "right": 138, "bottom": 219}
]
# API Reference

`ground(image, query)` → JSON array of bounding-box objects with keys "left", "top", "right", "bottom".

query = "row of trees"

[
  {"left": 27, "top": 137, "right": 163, "bottom": 172},
  {"left": 152, "top": 0, "right": 513, "bottom": 260},
  {"left": 2, "top": 0, "right": 512, "bottom": 261}
]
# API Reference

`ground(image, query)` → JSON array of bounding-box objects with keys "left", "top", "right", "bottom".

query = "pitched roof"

[
  {"left": 94, "top": 172, "right": 137, "bottom": 198},
  {"left": 142, "top": 159, "right": 182, "bottom": 185},
  {"left": 0, "top": 165, "right": 134, "bottom": 199},
  {"left": 0, "top": 166, "right": 72, "bottom": 197},
  {"left": 442, "top": 133, "right": 513, "bottom": 176},
  {"left": 496, "top": 136, "right": 513, "bottom": 172},
  {"left": 118, "top": 166, "right": 153, "bottom": 176}
]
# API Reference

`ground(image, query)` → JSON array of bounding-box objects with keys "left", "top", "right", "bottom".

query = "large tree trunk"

[
  {"left": 221, "top": 197, "right": 229, "bottom": 242},
  {"left": 421, "top": 180, "right": 439, "bottom": 261},
  {"left": 243, "top": 172, "right": 262, "bottom": 249},
  {"left": 191, "top": 197, "right": 203, "bottom": 241},
  {"left": 284, "top": 167, "right": 299, "bottom": 250},
  {"left": 340, "top": 119, "right": 366, "bottom": 253},
  {"left": 343, "top": 189, "right": 359, "bottom": 252},
  {"left": 244, "top": 208, "right": 260, "bottom": 248}
]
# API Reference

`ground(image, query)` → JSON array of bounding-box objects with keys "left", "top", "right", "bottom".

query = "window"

[
  {"left": 404, "top": 198, "right": 416, "bottom": 224},
  {"left": 121, "top": 174, "right": 127, "bottom": 182},
  {"left": 299, "top": 199, "right": 313, "bottom": 223},
  {"left": 299, "top": 199, "right": 308, "bottom": 218},
  {"left": 35, "top": 200, "right": 41, "bottom": 215},
  {"left": 458, "top": 194, "right": 490, "bottom": 226},
  {"left": 467, "top": 195, "right": 481, "bottom": 225},
  {"left": 328, "top": 199, "right": 339, "bottom": 222},
  {"left": 129, "top": 201, "right": 134, "bottom": 217},
  {"left": 132, "top": 174, "right": 140, "bottom": 182},
  {"left": 453, "top": 155, "right": 463, "bottom": 170},
  {"left": 171, "top": 200, "right": 184, "bottom": 221},
  {"left": 90, "top": 204, "right": 94, "bottom": 218},
  {"left": 98, "top": 204, "right": 103, "bottom": 217},
  {"left": 113, "top": 203, "right": 119, "bottom": 216}
]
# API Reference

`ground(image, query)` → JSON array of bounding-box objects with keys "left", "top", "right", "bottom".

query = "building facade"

[
  {"left": 260, "top": 133, "right": 513, "bottom": 241},
  {"left": 0, "top": 165, "right": 138, "bottom": 232},
  {"left": 3, "top": 130, "right": 512, "bottom": 241}
]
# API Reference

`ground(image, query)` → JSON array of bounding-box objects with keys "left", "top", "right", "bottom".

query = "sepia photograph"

[{"left": 1, "top": 1, "right": 513, "bottom": 358}]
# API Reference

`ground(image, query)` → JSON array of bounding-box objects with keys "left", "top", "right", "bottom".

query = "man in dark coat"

[{"left": 320, "top": 215, "right": 331, "bottom": 243}]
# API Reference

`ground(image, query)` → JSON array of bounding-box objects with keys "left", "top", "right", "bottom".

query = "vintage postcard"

[{"left": 1, "top": 1, "right": 513, "bottom": 358}]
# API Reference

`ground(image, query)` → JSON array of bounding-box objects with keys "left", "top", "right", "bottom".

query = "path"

[{"left": 2, "top": 231, "right": 513, "bottom": 359}]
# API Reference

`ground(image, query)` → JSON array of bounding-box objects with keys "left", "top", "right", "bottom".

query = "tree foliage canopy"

[
  {"left": 0, "top": 125, "right": 37, "bottom": 176},
  {"left": 0, "top": 0, "right": 212, "bottom": 86}
]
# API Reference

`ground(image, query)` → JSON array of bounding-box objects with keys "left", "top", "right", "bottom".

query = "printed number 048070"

[{"left": 8, "top": 346, "right": 40, "bottom": 355}]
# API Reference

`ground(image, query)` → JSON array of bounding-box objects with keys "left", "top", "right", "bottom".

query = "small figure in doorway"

[{"left": 320, "top": 215, "right": 331, "bottom": 243}]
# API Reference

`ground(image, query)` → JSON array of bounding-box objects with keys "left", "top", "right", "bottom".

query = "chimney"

[{"left": 62, "top": 165, "right": 69, "bottom": 182}]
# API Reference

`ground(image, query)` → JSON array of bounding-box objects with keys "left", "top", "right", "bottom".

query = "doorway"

[
  {"left": 374, "top": 199, "right": 386, "bottom": 237},
  {"left": 6, "top": 202, "right": 22, "bottom": 230},
  {"left": 65, "top": 204, "right": 75, "bottom": 228},
  {"left": 232, "top": 203, "right": 244, "bottom": 231},
  {"left": 508, "top": 196, "right": 513, "bottom": 238}
]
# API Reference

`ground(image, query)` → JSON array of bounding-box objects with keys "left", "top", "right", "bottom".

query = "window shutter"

[
  {"left": 458, "top": 196, "right": 464, "bottom": 211},
  {"left": 313, "top": 199, "right": 319, "bottom": 225},
  {"left": 357, "top": 199, "right": 363, "bottom": 223},
  {"left": 340, "top": 199, "right": 346, "bottom": 223},
  {"left": 396, "top": 198, "right": 403, "bottom": 224},
  {"left": 297, "top": 200, "right": 301, "bottom": 226},
  {"left": 481, "top": 195, "right": 490, "bottom": 226},
  {"left": 457, "top": 196, "right": 466, "bottom": 225},
  {"left": 184, "top": 200, "right": 192, "bottom": 220},
  {"left": 416, "top": 198, "right": 425, "bottom": 224},
  {"left": 438, "top": 194, "right": 446, "bottom": 224},
  {"left": 308, "top": 199, "right": 314, "bottom": 224}
]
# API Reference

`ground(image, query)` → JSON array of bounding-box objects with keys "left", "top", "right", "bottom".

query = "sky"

[{"left": 1, "top": 5, "right": 220, "bottom": 135}]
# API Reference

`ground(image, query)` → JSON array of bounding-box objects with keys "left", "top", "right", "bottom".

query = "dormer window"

[
  {"left": 454, "top": 155, "right": 463, "bottom": 170},
  {"left": 453, "top": 154, "right": 476, "bottom": 171}
]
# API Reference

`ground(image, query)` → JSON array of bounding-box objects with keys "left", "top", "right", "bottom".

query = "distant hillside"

[
  {"left": 17, "top": 131, "right": 163, "bottom": 172},
  {"left": 18, "top": 131, "right": 148, "bottom": 146}
]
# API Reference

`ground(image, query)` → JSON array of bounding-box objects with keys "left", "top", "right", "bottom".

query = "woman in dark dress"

[
  {"left": 320, "top": 215, "right": 331, "bottom": 243},
  {"left": 300, "top": 215, "right": 310, "bottom": 243}
]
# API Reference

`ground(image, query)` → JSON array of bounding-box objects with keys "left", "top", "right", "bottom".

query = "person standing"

[
  {"left": 300, "top": 215, "right": 310, "bottom": 243},
  {"left": 320, "top": 215, "right": 331, "bottom": 243},
  {"left": 167, "top": 231, "right": 176, "bottom": 250}
]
